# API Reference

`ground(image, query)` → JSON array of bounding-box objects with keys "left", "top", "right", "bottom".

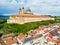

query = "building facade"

[{"left": 7, "top": 7, "right": 55, "bottom": 24}]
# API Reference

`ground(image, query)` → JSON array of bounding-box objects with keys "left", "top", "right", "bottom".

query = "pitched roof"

[
  {"left": 28, "top": 30, "right": 37, "bottom": 37},
  {"left": 1, "top": 33, "right": 14, "bottom": 41},
  {"left": 46, "top": 33, "right": 53, "bottom": 38},
  {"left": 48, "top": 24, "right": 54, "bottom": 27},
  {"left": 6, "top": 38, "right": 18, "bottom": 45},
  {"left": 2, "top": 33, "right": 14, "bottom": 38},
  {"left": 57, "top": 28, "right": 60, "bottom": 31},
  {"left": 44, "top": 30, "right": 48, "bottom": 33},
  {"left": 37, "top": 26, "right": 46, "bottom": 31},
  {"left": 11, "top": 14, "right": 51, "bottom": 18},
  {"left": 17, "top": 33, "right": 26, "bottom": 39}
]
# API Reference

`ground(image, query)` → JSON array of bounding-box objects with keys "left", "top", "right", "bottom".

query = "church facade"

[{"left": 7, "top": 7, "right": 55, "bottom": 24}]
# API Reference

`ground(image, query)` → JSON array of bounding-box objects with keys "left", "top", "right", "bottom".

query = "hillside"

[
  {"left": 54, "top": 16, "right": 60, "bottom": 22},
  {"left": 0, "top": 20, "right": 56, "bottom": 36}
]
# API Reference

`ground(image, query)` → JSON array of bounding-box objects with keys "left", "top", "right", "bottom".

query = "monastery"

[{"left": 7, "top": 7, "right": 55, "bottom": 24}]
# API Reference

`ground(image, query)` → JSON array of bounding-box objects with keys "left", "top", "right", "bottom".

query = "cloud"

[
  {"left": 25, "top": 0, "right": 60, "bottom": 16},
  {"left": 0, "top": 0, "right": 60, "bottom": 16},
  {"left": 0, "top": 0, "right": 19, "bottom": 15}
]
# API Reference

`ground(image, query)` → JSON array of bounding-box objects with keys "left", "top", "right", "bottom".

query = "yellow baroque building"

[{"left": 7, "top": 7, "right": 55, "bottom": 24}]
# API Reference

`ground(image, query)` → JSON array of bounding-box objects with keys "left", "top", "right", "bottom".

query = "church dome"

[
  {"left": 25, "top": 8, "right": 33, "bottom": 14},
  {"left": 26, "top": 8, "right": 31, "bottom": 12}
]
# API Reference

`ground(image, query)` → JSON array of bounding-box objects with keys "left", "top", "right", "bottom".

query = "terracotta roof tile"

[
  {"left": 28, "top": 30, "right": 37, "bottom": 37},
  {"left": 6, "top": 38, "right": 18, "bottom": 45},
  {"left": 11, "top": 14, "right": 51, "bottom": 18},
  {"left": 1, "top": 33, "right": 14, "bottom": 41},
  {"left": 17, "top": 33, "right": 26, "bottom": 39},
  {"left": 2, "top": 33, "right": 14, "bottom": 38},
  {"left": 48, "top": 24, "right": 54, "bottom": 27},
  {"left": 44, "top": 30, "right": 48, "bottom": 33},
  {"left": 57, "top": 28, "right": 60, "bottom": 31},
  {"left": 37, "top": 26, "right": 46, "bottom": 31},
  {"left": 46, "top": 33, "right": 53, "bottom": 38}
]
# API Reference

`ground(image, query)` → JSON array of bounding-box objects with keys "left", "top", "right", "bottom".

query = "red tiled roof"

[
  {"left": 11, "top": 14, "right": 51, "bottom": 18},
  {"left": 17, "top": 33, "right": 26, "bottom": 39},
  {"left": 18, "top": 14, "right": 39, "bottom": 17},
  {"left": 44, "top": 30, "right": 48, "bottom": 33},
  {"left": 46, "top": 37, "right": 53, "bottom": 42},
  {"left": 37, "top": 26, "right": 46, "bottom": 31},
  {"left": 6, "top": 38, "right": 18, "bottom": 45},
  {"left": 33, "top": 34, "right": 38, "bottom": 38},
  {"left": 46, "top": 33, "right": 53, "bottom": 38},
  {"left": 46, "top": 32, "right": 60, "bottom": 43},
  {"left": 28, "top": 30, "right": 37, "bottom": 37},
  {"left": 1, "top": 33, "right": 14, "bottom": 41},
  {"left": 57, "top": 28, "right": 60, "bottom": 31},
  {"left": 2, "top": 33, "right": 14, "bottom": 38},
  {"left": 11, "top": 14, "right": 40, "bottom": 18},
  {"left": 56, "top": 42, "right": 60, "bottom": 45},
  {"left": 48, "top": 24, "right": 54, "bottom": 27}
]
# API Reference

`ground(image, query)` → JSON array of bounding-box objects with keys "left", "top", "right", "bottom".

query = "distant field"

[
  {"left": 55, "top": 16, "right": 60, "bottom": 19},
  {"left": 0, "top": 15, "right": 9, "bottom": 19}
]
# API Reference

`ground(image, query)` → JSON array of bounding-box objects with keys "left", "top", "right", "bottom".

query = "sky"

[{"left": 0, "top": 0, "right": 60, "bottom": 16}]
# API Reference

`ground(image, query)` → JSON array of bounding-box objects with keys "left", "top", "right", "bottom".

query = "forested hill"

[{"left": 0, "top": 20, "right": 56, "bottom": 36}]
